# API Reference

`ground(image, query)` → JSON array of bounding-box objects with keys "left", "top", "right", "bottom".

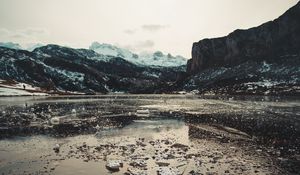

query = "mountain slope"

[
  {"left": 0, "top": 45, "right": 184, "bottom": 94},
  {"left": 90, "top": 42, "right": 187, "bottom": 67},
  {"left": 0, "top": 42, "right": 22, "bottom": 50},
  {"left": 182, "top": 2, "right": 300, "bottom": 95}
]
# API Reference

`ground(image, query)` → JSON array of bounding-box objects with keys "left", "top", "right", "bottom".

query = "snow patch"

[
  {"left": 0, "top": 87, "right": 47, "bottom": 96},
  {"left": 0, "top": 80, "right": 41, "bottom": 91},
  {"left": 259, "top": 61, "right": 271, "bottom": 73},
  {"left": 244, "top": 80, "right": 282, "bottom": 88}
]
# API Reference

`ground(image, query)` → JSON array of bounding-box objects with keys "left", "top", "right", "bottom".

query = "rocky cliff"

[
  {"left": 187, "top": 1, "right": 300, "bottom": 74},
  {"left": 182, "top": 2, "right": 300, "bottom": 95}
]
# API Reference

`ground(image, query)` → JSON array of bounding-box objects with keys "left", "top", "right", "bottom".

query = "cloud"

[
  {"left": 0, "top": 28, "right": 10, "bottom": 35},
  {"left": 124, "top": 29, "right": 137, "bottom": 35},
  {"left": 124, "top": 25, "right": 169, "bottom": 34},
  {"left": 135, "top": 40, "right": 155, "bottom": 49},
  {"left": 141, "top": 24, "right": 169, "bottom": 32},
  {"left": 22, "top": 28, "right": 49, "bottom": 36},
  {"left": 0, "top": 28, "right": 49, "bottom": 44},
  {"left": 121, "top": 40, "right": 155, "bottom": 53}
]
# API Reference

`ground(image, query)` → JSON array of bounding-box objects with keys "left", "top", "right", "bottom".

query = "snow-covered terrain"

[
  {"left": 89, "top": 42, "right": 187, "bottom": 67},
  {"left": 26, "top": 43, "right": 44, "bottom": 51},
  {"left": 0, "top": 45, "right": 184, "bottom": 94},
  {"left": 0, "top": 79, "right": 41, "bottom": 91},
  {"left": 0, "top": 42, "right": 22, "bottom": 50},
  {"left": 0, "top": 42, "right": 44, "bottom": 51},
  {"left": 0, "top": 87, "right": 47, "bottom": 96},
  {"left": 0, "top": 41, "right": 187, "bottom": 67},
  {"left": 0, "top": 79, "right": 47, "bottom": 96}
]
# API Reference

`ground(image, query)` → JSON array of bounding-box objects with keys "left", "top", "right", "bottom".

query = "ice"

[
  {"left": 53, "top": 143, "right": 60, "bottom": 153},
  {"left": 71, "top": 109, "right": 76, "bottom": 113},
  {"left": 136, "top": 109, "right": 150, "bottom": 117},
  {"left": 157, "top": 167, "right": 181, "bottom": 175},
  {"left": 50, "top": 117, "right": 60, "bottom": 125},
  {"left": 105, "top": 160, "right": 123, "bottom": 172}
]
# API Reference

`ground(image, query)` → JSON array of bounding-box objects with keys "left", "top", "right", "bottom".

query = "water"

[{"left": 0, "top": 95, "right": 299, "bottom": 174}]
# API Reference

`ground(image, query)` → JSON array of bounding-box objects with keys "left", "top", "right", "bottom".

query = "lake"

[{"left": 0, "top": 95, "right": 299, "bottom": 174}]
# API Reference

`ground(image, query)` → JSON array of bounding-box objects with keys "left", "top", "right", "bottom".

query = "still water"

[{"left": 0, "top": 95, "right": 299, "bottom": 174}]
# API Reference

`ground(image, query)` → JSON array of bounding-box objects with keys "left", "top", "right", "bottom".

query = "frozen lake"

[{"left": 0, "top": 95, "right": 299, "bottom": 174}]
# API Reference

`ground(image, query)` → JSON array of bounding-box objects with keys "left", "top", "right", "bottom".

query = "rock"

[
  {"left": 50, "top": 117, "right": 60, "bottom": 125},
  {"left": 163, "top": 154, "right": 176, "bottom": 159},
  {"left": 205, "top": 172, "right": 217, "bottom": 175},
  {"left": 184, "top": 2, "right": 300, "bottom": 95},
  {"left": 105, "top": 160, "right": 123, "bottom": 172},
  {"left": 188, "top": 2, "right": 300, "bottom": 74},
  {"left": 156, "top": 162, "right": 170, "bottom": 167},
  {"left": 157, "top": 167, "right": 181, "bottom": 175},
  {"left": 94, "top": 124, "right": 100, "bottom": 130},
  {"left": 127, "top": 167, "right": 148, "bottom": 175},
  {"left": 188, "top": 170, "right": 202, "bottom": 175},
  {"left": 171, "top": 143, "right": 189, "bottom": 149},
  {"left": 53, "top": 144, "right": 60, "bottom": 153},
  {"left": 136, "top": 141, "right": 147, "bottom": 147},
  {"left": 129, "top": 160, "right": 147, "bottom": 167}
]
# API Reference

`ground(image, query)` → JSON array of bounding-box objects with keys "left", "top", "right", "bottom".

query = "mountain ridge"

[
  {"left": 181, "top": 1, "right": 300, "bottom": 95},
  {"left": 0, "top": 45, "right": 185, "bottom": 94},
  {"left": 187, "top": 1, "right": 300, "bottom": 74}
]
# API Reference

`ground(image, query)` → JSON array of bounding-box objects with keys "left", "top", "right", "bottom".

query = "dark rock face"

[
  {"left": 184, "top": 59, "right": 300, "bottom": 95},
  {"left": 184, "top": 2, "right": 300, "bottom": 95},
  {"left": 187, "top": 2, "right": 300, "bottom": 74},
  {"left": 0, "top": 45, "right": 184, "bottom": 94}
]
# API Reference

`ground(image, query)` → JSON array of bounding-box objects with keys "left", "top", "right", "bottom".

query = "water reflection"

[{"left": 0, "top": 95, "right": 299, "bottom": 174}]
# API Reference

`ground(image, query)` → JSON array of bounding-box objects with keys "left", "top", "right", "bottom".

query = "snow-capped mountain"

[
  {"left": 139, "top": 51, "right": 187, "bottom": 67},
  {"left": 26, "top": 43, "right": 44, "bottom": 51},
  {"left": 0, "top": 45, "right": 185, "bottom": 94},
  {"left": 0, "top": 42, "right": 22, "bottom": 50},
  {"left": 0, "top": 42, "right": 44, "bottom": 51},
  {"left": 89, "top": 42, "right": 187, "bottom": 67}
]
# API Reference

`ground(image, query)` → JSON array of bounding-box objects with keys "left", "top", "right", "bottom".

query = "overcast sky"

[{"left": 0, "top": 0, "right": 298, "bottom": 57}]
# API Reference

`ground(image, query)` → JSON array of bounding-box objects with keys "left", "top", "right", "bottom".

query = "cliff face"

[
  {"left": 181, "top": 2, "right": 300, "bottom": 95},
  {"left": 187, "top": 2, "right": 300, "bottom": 74}
]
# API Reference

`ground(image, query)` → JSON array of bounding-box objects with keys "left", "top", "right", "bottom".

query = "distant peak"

[{"left": 0, "top": 42, "right": 22, "bottom": 50}]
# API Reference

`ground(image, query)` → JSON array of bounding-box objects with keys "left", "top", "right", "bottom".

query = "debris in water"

[
  {"left": 50, "top": 117, "right": 60, "bottom": 125},
  {"left": 106, "top": 160, "right": 123, "bottom": 172},
  {"left": 157, "top": 167, "right": 181, "bottom": 175},
  {"left": 53, "top": 144, "right": 60, "bottom": 153}
]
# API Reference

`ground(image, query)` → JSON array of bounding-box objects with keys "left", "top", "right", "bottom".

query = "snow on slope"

[
  {"left": 89, "top": 42, "right": 187, "bottom": 67},
  {"left": 26, "top": 43, "right": 44, "bottom": 51},
  {"left": 0, "top": 87, "right": 47, "bottom": 96},
  {"left": 0, "top": 81, "right": 41, "bottom": 91},
  {"left": 0, "top": 79, "right": 48, "bottom": 96},
  {"left": 0, "top": 42, "right": 22, "bottom": 50},
  {"left": 0, "top": 42, "right": 44, "bottom": 51}
]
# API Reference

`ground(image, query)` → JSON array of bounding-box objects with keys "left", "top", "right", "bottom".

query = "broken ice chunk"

[{"left": 106, "top": 160, "right": 123, "bottom": 172}]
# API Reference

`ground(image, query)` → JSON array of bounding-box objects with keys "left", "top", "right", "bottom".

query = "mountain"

[
  {"left": 0, "top": 44, "right": 185, "bottom": 94},
  {"left": 90, "top": 42, "right": 187, "bottom": 67},
  {"left": 0, "top": 42, "right": 22, "bottom": 50},
  {"left": 25, "top": 43, "right": 44, "bottom": 51},
  {"left": 182, "top": 2, "right": 300, "bottom": 95},
  {"left": 0, "top": 42, "right": 44, "bottom": 51}
]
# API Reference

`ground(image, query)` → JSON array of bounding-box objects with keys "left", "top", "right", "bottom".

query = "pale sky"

[{"left": 0, "top": 0, "right": 298, "bottom": 57}]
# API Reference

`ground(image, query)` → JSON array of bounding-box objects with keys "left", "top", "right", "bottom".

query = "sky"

[{"left": 0, "top": 0, "right": 298, "bottom": 58}]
